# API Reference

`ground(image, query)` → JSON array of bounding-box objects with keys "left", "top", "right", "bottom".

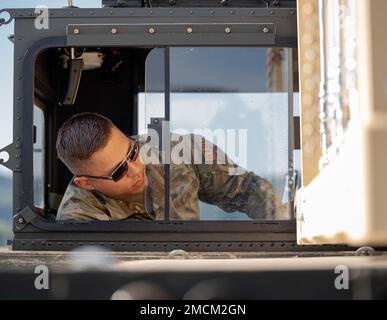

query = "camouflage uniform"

[{"left": 57, "top": 134, "right": 288, "bottom": 221}]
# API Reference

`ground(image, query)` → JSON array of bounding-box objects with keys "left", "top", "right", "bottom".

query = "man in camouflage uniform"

[{"left": 56, "top": 113, "right": 288, "bottom": 221}]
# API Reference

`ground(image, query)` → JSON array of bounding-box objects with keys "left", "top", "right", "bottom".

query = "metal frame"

[
  {"left": 0, "top": 6, "right": 322, "bottom": 252},
  {"left": 286, "top": 47, "right": 295, "bottom": 218},
  {"left": 164, "top": 47, "right": 171, "bottom": 222}
]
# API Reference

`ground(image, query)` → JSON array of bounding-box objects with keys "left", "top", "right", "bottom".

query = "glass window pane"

[
  {"left": 141, "top": 47, "right": 294, "bottom": 221},
  {"left": 140, "top": 48, "right": 165, "bottom": 135},
  {"left": 139, "top": 48, "right": 165, "bottom": 220},
  {"left": 169, "top": 47, "right": 291, "bottom": 221},
  {"left": 33, "top": 105, "right": 44, "bottom": 209}
]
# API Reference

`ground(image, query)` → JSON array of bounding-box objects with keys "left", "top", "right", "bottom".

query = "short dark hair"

[{"left": 56, "top": 112, "right": 114, "bottom": 173}]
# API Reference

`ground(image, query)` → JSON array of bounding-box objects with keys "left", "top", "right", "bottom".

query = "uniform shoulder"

[{"left": 56, "top": 180, "right": 108, "bottom": 221}]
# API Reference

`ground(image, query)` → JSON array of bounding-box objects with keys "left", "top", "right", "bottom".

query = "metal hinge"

[
  {"left": 0, "top": 142, "right": 22, "bottom": 172},
  {"left": 14, "top": 207, "right": 38, "bottom": 231}
]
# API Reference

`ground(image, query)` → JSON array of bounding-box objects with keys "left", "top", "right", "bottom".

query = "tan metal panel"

[
  {"left": 297, "top": 0, "right": 322, "bottom": 186},
  {"left": 359, "top": 0, "right": 387, "bottom": 242}
]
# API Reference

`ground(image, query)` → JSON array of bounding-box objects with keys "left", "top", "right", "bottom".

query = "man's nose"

[{"left": 126, "top": 161, "right": 140, "bottom": 177}]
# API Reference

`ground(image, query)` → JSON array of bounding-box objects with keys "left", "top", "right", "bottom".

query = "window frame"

[{"left": 8, "top": 6, "right": 333, "bottom": 252}]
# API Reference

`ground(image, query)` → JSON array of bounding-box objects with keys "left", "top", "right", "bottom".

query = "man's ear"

[{"left": 73, "top": 177, "right": 95, "bottom": 190}]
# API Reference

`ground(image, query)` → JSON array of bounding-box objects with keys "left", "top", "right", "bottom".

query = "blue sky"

[{"left": 0, "top": 0, "right": 101, "bottom": 176}]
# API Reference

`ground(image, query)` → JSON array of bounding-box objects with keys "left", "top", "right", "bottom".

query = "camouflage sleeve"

[
  {"left": 56, "top": 183, "right": 111, "bottom": 221},
  {"left": 191, "top": 135, "right": 288, "bottom": 220}
]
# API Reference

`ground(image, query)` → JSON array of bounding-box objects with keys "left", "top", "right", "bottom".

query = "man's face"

[{"left": 74, "top": 126, "right": 146, "bottom": 199}]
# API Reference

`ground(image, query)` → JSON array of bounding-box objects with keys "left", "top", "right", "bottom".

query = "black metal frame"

[{"left": 0, "top": 6, "right": 331, "bottom": 252}]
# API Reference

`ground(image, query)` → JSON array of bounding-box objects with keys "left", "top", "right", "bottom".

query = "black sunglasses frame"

[{"left": 75, "top": 137, "right": 139, "bottom": 182}]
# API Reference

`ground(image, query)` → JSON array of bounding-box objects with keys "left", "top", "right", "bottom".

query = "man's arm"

[{"left": 191, "top": 135, "right": 288, "bottom": 220}]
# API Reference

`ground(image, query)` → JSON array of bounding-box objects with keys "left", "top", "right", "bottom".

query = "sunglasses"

[{"left": 76, "top": 137, "right": 140, "bottom": 182}]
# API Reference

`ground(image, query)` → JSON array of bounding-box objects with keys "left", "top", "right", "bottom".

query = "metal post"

[
  {"left": 163, "top": 47, "right": 170, "bottom": 222},
  {"left": 318, "top": 0, "right": 330, "bottom": 168},
  {"left": 287, "top": 48, "right": 295, "bottom": 219}
]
